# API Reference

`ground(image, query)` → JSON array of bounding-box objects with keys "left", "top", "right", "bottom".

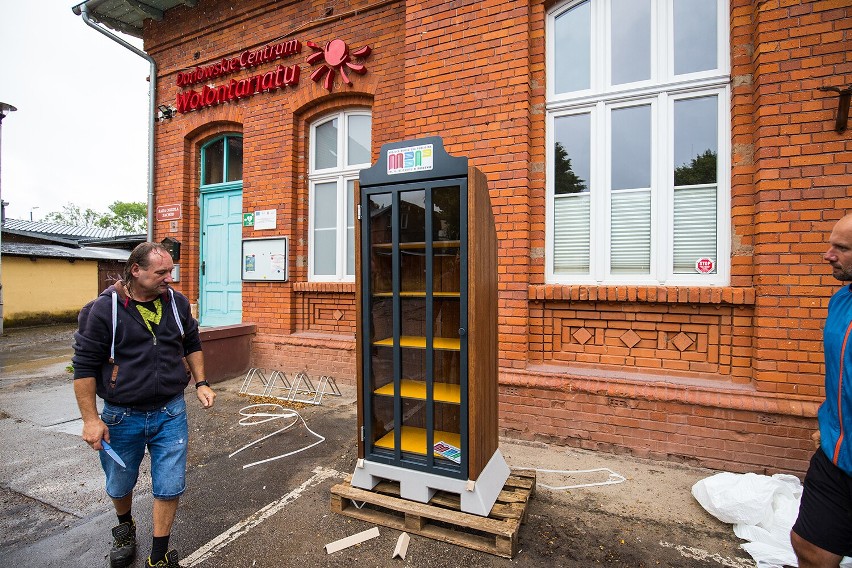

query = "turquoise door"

[{"left": 200, "top": 189, "right": 243, "bottom": 326}]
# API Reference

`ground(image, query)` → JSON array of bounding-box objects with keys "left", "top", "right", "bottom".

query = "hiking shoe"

[
  {"left": 147, "top": 549, "right": 179, "bottom": 567},
  {"left": 109, "top": 521, "right": 136, "bottom": 568}
]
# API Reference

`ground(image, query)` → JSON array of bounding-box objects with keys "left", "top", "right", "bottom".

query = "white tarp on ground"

[{"left": 692, "top": 472, "right": 852, "bottom": 568}]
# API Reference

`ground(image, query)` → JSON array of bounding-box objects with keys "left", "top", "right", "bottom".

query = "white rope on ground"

[
  {"left": 230, "top": 403, "right": 325, "bottom": 469},
  {"left": 513, "top": 466, "right": 627, "bottom": 490}
]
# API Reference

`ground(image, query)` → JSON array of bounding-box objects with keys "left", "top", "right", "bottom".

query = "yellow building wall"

[{"left": 3, "top": 257, "right": 99, "bottom": 323}]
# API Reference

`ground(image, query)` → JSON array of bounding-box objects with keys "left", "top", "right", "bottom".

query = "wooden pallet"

[{"left": 329, "top": 470, "right": 535, "bottom": 558}]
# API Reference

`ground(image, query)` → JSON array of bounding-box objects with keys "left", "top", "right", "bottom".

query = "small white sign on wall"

[{"left": 254, "top": 209, "right": 277, "bottom": 230}]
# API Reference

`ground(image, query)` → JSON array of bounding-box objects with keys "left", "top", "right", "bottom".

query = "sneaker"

[
  {"left": 147, "top": 549, "right": 179, "bottom": 567},
  {"left": 109, "top": 521, "right": 136, "bottom": 568}
]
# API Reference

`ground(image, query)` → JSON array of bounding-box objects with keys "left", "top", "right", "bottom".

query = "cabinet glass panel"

[
  {"left": 397, "top": 190, "right": 427, "bottom": 463},
  {"left": 431, "top": 186, "right": 462, "bottom": 466},
  {"left": 432, "top": 184, "right": 462, "bottom": 348},
  {"left": 363, "top": 180, "right": 466, "bottom": 475},
  {"left": 399, "top": 190, "right": 426, "bottom": 293},
  {"left": 369, "top": 193, "right": 393, "bottom": 296},
  {"left": 368, "top": 192, "right": 394, "bottom": 454},
  {"left": 369, "top": 343, "right": 394, "bottom": 451}
]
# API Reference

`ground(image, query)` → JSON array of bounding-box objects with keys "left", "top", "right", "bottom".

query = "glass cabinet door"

[{"left": 362, "top": 179, "right": 467, "bottom": 478}]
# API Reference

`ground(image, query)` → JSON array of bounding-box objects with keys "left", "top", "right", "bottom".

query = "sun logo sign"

[{"left": 306, "top": 39, "right": 372, "bottom": 91}]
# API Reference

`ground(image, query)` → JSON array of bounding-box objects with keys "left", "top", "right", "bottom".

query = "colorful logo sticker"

[
  {"left": 695, "top": 258, "right": 715, "bottom": 274},
  {"left": 387, "top": 144, "right": 434, "bottom": 175}
]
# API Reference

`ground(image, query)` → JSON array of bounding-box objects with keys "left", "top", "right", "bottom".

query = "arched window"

[
  {"left": 308, "top": 110, "right": 372, "bottom": 282},
  {"left": 201, "top": 134, "right": 243, "bottom": 187}
]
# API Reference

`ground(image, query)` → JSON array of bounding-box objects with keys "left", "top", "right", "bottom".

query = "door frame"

[{"left": 199, "top": 185, "right": 243, "bottom": 326}]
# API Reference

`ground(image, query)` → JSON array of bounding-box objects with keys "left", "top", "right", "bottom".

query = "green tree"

[
  {"left": 43, "top": 201, "right": 147, "bottom": 233},
  {"left": 42, "top": 203, "right": 102, "bottom": 227},
  {"left": 98, "top": 201, "right": 148, "bottom": 233},
  {"left": 554, "top": 142, "right": 587, "bottom": 194},
  {"left": 674, "top": 149, "right": 717, "bottom": 186}
]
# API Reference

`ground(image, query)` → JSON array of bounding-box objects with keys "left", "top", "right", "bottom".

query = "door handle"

[{"left": 201, "top": 261, "right": 205, "bottom": 275}]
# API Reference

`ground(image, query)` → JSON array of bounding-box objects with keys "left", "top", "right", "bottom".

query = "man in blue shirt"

[{"left": 792, "top": 213, "right": 852, "bottom": 567}]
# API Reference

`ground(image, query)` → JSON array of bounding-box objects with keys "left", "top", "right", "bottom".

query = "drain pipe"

[{"left": 73, "top": 2, "right": 156, "bottom": 242}]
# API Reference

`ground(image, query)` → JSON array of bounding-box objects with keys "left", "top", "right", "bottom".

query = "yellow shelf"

[
  {"left": 372, "top": 240, "right": 461, "bottom": 250},
  {"left": 374, "top": 426, "right": 461, "bottom": 458},
  {"left": 373, "top": 336, "right": 460, "bottom": 350},
  {"left": 374, "top": 379, "right": 461, "bottom": 404},
  {"left": 373, "top": 291, "right": 460, "bottom": 298}
]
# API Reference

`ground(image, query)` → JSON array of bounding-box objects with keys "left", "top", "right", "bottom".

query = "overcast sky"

[{"left": 0, "top": 0, "right": 149, "bottom": 222}]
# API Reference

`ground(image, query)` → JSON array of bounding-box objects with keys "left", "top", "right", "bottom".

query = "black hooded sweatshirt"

[{"left": 72, "top": 284, "right": 202, "bottom": 407}]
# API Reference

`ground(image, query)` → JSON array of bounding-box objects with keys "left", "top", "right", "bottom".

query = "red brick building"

[{"left": 76, "top": 0, "right": 851, "bottom": 475}]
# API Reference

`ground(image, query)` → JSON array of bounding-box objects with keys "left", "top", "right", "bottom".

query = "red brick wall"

[
  {"left": 733, "top": 0, "right": 852, "bottom": 401},
  {"left": 144, "top": 0, "right": 851, "bottom": 476},
  {"left": 402, "top": 0, "right": 535, "bottom": 371},
  {"left": 529, "top": 296, "right": 755, "bottom": 383},
  {"left": 498, "top": 377, "right": 816, "bottom": 475}
]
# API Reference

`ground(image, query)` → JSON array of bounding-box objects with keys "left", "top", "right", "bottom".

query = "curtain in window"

[
  {"left": 553, "top": 194, "right": 590, "bottom": 274},
  {"left": 610, "top": 191, "right": 651, "bottom": 274}
]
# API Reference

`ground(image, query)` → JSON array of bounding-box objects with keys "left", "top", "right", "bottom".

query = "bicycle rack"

[
  {"left": 238, "top": 368, "right": 341, "bottom": 405},
  {"left": 239, "top": 368, "right": 291, "bottom": 398}
]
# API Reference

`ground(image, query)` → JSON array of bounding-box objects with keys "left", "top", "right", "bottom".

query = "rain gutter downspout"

[{"left": 75, "top": 2, "right": 156, "bottom": 242}]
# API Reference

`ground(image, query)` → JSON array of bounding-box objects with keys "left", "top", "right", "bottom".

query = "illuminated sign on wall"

[{"left": 173, "top": 38, "right": 372, "bottom": 114}]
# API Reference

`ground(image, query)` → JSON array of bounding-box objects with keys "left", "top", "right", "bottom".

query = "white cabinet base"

[{"left": 351, "top": 449, "right": 510, "bottom": 517}]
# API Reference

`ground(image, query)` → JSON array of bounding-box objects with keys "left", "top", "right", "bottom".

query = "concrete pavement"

[{"left": 0, "top": 324, "right": 757, "bottom": 567}]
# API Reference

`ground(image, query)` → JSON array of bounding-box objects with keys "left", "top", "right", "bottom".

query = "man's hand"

[
  {"left": 74, "top": 377, "right": 108, "bottom": 450},
  {"left": 196, "top": 385, "right": 216, "bottom": 409},
  {"left": 185, "top": 352, "right": 213, "bottom": 408},
  {"left": 81, "top": 418, "right": 110, "bottom": 451},
  {"left": 812, "top": 430, "right": 821, "bottom": 449}
]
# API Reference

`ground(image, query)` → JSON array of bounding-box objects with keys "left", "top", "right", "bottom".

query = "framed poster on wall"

[{"left": 241, "top": 237, "right": 288, "bottom": 281}]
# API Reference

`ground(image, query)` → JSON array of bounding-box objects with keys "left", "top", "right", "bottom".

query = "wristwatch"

[{"left": 194, "top": 380, "right": 211, "bottom": 389}]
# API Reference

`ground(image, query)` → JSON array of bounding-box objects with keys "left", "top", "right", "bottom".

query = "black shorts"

[{"left": 793, "top": 448, "right": 852, "bottom": 556}]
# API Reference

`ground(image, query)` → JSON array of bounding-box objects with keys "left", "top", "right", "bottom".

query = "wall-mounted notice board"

[{"left": 242, "top": 237, "right": 288, "bottom": 281}]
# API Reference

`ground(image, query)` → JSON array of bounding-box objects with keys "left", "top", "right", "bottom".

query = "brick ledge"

[
  {"left": 502, "top": 366, "right": 818, "bottom": 418},
  {"left": 254, "top": 331, "right": 355, "bottom": 351},
  {"left": 528, "top": 285, "right": 756, "bottom": 305},
  {"left": 293, "top": 282, "right": 356, "bottom": 294}
]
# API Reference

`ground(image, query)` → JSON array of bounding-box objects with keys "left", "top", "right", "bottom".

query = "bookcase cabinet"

[{"left": 351, "top": 137, "right": 509, "bottom": 516}]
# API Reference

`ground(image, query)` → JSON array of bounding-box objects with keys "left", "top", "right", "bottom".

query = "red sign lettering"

[{"left": 176, "top": 39, "right": 301, "bottom": 87}]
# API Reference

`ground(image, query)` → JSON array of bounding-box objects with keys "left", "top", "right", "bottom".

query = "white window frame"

[
  {"left": 308, "top": 109, "right": 371, "bottom": 282},
  {"left": 545, "top": 0, "right": 730, "bottom": 286}
]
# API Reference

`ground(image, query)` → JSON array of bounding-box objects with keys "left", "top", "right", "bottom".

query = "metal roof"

[
  {"left": 71, "top": 0, "right": 198, "bottom": 38},
  {"left": 2, "top": 242, "right": 131, "bottom": 262},
  {"left": 2, "top": 219, "right": 140, "bottom": 241}
]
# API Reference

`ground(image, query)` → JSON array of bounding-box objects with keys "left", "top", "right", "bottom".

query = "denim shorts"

[{"left": 100, "top": 394, "right": 188, "bottom": 500}]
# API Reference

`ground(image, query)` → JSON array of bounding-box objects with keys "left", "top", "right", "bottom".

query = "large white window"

[
  {"left": 309, "top": 110, "right": 371, "bottom": 281},
  {"left": 546, "top": 0, "right": 730, "bottom": 285}
]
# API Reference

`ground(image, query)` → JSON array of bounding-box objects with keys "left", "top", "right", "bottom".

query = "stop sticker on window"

[{"left": 695, "top": 258, "right": 715, "bottom": 274}]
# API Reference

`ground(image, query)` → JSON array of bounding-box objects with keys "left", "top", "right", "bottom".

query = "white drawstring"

[
  {"left": 513, "top": 466, "right": 626, "bottom": 490},
  {"left": 230, "top": 403, "right": 325, "bottom": 469}
]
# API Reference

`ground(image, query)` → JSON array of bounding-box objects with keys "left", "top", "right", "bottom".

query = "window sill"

[
  {"left": 528, "top": 285, "right": 755, "bottom": 305},
  {"left": 293, "top": 281, "right": 356, "bottom": 294}
]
